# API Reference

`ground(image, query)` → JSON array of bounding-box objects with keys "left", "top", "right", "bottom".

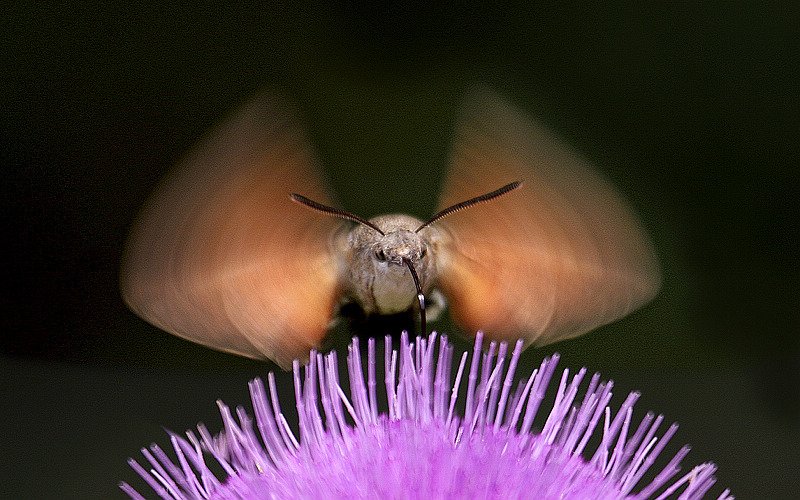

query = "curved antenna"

[
  {"left": 415, "top": 181, "right": 522, "bottom": 232},
  {"left": 290, "top": 193, "right": 385, "bottom": 235},
  {"left": 403, "top": 257, "right": 427, "bottom": 337}
]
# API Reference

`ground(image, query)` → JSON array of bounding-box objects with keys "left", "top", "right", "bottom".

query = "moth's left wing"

[{"left": 436, "top": 88, "right": 660, "bottom": 346}]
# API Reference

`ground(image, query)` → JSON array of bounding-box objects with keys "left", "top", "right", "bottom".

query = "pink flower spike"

[{"left": 124, "top": 334, "right": 732, "bottom": 500}]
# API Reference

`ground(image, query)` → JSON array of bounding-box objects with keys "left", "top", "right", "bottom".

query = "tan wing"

[
  {"left": 437, "top": 87, "right": 660, "bottom": 346},
  {"left": 120, "top": 92, "right": 342, "bottom": 369}
]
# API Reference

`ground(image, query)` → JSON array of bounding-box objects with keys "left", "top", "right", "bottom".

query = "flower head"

[{"left": 121, "top": 332, "right": 732, "bottom": 499}]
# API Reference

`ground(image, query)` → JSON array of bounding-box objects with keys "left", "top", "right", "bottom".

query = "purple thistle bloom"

[{"left": 121, "top": 332, "right": 732, "bottom": 500}]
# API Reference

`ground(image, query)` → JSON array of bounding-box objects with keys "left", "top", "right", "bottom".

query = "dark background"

[{"left": 3, "top": 3, "right": 798, "bottom": 499}]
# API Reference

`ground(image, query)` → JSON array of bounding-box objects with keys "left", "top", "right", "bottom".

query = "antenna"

[
  {"left": 415, "top": 181, "right": 522, "bottom": 232},
  {"left": 289, "top": 193, "right": 385, "bottom": 235}
]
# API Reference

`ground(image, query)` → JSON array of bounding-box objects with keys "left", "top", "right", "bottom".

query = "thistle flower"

[{"left": 121, "top": 332, "right": 732, "bottom": 500}]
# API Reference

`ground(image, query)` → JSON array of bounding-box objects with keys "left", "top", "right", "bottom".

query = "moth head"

[
  {"left": 359, "top": 214, "right": 431, "bottom": 271},
  {"left": 289, "top": 183, "right": 522, "bottom": 333},
  {"left": 288, "top": 194, "right": 437, "bottom": 281}
]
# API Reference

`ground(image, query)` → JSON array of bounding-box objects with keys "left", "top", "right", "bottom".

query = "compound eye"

[{"left": 375, "top": 249, "right": 387, "bottom": 262}]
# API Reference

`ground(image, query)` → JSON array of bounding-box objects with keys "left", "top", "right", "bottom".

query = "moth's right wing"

[{"left": 121, "top": 93, "right": 343, "bottom": 369}]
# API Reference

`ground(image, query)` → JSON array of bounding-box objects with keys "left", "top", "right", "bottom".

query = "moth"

[{"left": 121, "top": 87, "right": 660, "bottom": 369}]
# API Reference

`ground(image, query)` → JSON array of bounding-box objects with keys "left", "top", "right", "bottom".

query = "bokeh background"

[{"left": 3, "top": 3, "right": 798, "bottom": 498}]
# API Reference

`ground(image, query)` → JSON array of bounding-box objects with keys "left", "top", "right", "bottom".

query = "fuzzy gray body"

[{"left": 336, "top": 214, "right": 444, "bottom": 316}]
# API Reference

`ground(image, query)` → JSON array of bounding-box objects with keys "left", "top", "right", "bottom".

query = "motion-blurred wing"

[
  {"left": 121, "top": 93, "right": 342, "bottom": 368},
  {"left": 437, "top": 88, "right": 660, "bottom": 346}
]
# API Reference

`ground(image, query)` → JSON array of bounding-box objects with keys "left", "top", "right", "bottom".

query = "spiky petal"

[{"left": 121, "top": 332, "right": 732, "bottom": 500}]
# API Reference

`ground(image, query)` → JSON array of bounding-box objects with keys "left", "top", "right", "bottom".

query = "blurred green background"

[{"left": 3, "top": 2, "right": 798, "bottom": 498}]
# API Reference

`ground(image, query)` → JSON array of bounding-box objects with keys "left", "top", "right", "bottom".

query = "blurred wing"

[
  {"left": 121, "top": 92, "right": 342, "bottom": 368},
  {"left": 437, "top": 88, "right": 660, "bottom": 346}
]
